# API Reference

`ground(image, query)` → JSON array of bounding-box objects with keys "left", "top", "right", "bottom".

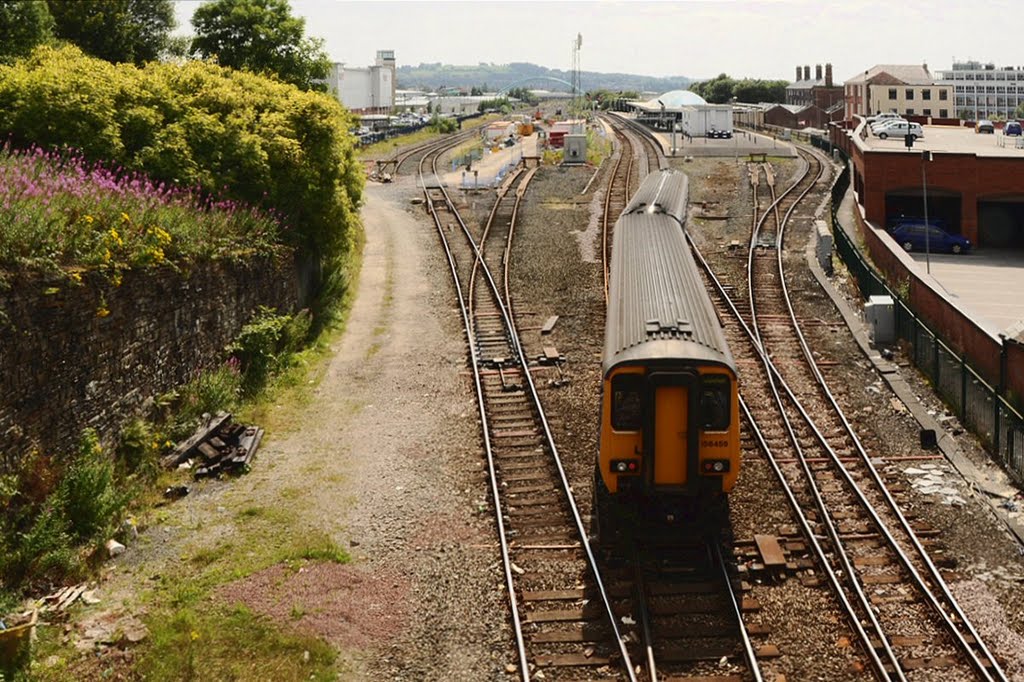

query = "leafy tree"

[
  {"left": 47, "top": 0, "right": 176, "bottom": 65},
  {"left": 1014, "top": 102, "right": 1024, "bottom": 120},
  {"left": 190, "top": 0, "right": 330, "bottom": 91},
  {"left": 692, "top": 73, "right": 737, "bottom": 104},
  {"left": 733, "top": 78, "right": 788, "bottom": 104},
  {"left": 507, "top": 87, "right": 537, "bottom": 105},
  {"left": 0, "top": 0, "right": 54, "bottom": 64},
  {"left": 470, "top": 85, "right": 483, "bottom": 96}
]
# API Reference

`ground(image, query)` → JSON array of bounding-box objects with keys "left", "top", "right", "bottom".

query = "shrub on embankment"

[{"left": 0, "top": 44, "right": 364, "bottom": 281}]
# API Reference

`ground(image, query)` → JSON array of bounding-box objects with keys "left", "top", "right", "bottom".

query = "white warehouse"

[{"left": 324, "top": 50, "right": 396, "bottom": 114}]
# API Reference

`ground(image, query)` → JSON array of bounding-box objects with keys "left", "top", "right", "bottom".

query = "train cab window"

[
  {"left": 700, "top": 375, "right": 731, "bottom": 431},
  {"left": 611, "top": 375, "right": 644, "bottom": 431}
]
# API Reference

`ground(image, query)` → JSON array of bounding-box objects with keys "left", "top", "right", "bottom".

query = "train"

[{"left": 593, "top": 169, "right": 740, "bottom": 543}]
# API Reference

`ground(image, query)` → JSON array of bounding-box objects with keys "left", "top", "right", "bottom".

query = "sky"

[{"left": 173, "top": 0, "right": 1020, "bottom": 83}]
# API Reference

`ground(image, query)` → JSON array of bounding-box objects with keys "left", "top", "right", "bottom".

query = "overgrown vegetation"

[
  {"left": 0, "top": 143, "right": 282, "bottom": 272},
  {"left": 0, "top": 304, "right": 317, "bottom": 606},
  {"left": 0, "top": 44, "right": 363, "bottom": 280},
  {"left": 0, "top": 430, "right": 131, "bottom": 593},
  {"left": 428, "top": 114, "right": 458, "bottom": 134}
]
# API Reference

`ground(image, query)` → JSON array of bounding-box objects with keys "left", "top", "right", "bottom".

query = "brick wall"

[{"left": 0, "top": 256, "right": 299, "bottom": 470}]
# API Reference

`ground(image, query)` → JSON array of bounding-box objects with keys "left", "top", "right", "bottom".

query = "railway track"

[
  {"left": 589, "top": 117, "right": 763, "bottom": 681},
  {"left": 418, "top": 137, "right": 636, "bottom": 680},
  {"left": 696, "top": 147, "right": 1008, "bottom": 681}
]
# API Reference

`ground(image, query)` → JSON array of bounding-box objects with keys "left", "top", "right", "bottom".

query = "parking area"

[
  {"left": 863, "top": 124, "right": 1024, "bottom": 158},
  {"left": 903, "top": 247, "right": 1024, "bottom": 337}
]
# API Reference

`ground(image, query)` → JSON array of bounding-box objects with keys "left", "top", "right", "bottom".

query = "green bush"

[
  {"left": 171, "top": 365, "right": 242, "bottom": 438},
  {"left": 0, "top": 44, "right": 364, "bottom": 296},
  {"left": 0, "top": 430, "right": 129, "bottom": 588},
  {"left": 228, "top": 307, "right": 300, "bottom": 395},
  {"left": 55, "top": 429, "right": 128, "bottom": 543}
]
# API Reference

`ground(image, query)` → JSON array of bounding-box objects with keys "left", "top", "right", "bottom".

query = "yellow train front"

[{"left": 593, "top": 169, "right": 739, "bottom": 543}]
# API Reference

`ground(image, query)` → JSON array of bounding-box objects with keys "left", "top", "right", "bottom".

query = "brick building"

[
  {"left": 831, "top": 122, "right": 1024, "bottom": 249},
  {"left": 844, "top": 64, "right": 952, "bottom": 120},
  {"left": 786, "top": 63, "right": 844, "bottom": 112}
]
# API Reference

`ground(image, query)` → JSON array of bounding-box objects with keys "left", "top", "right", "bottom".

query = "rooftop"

[
  {"left": 846, "top": 64, "right": 936, "bottom": 85},
  {"left": 859, "top": 123, "right": 1024, "bottom": 158}
]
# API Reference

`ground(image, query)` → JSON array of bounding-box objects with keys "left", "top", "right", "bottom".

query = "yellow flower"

[
  {"left": 108, "top": 228, "right": 123, "bottom": 247},
  {"left": 111, "top": 273, "right": 122, "bottom": 287},
  {"left": 120, "top": 212, "right": 131, "bottom": 223},
  {"left": 84, "top": 215, "right": 94, "bottom": 224},
  {"left": 96, "top": 306, "right": 110, "bottom": 318},
  {"left": 151, "top": 226, "right": 172, "bottom": 246},
  {"left": 103, "top": 249, "right": 112, "bottom": 262},
  {"left": 69, "top": 272, "right": 82, "bottom": 283},
  {"left": 190, "top": 631, "right": 200, "bottom": 642}
]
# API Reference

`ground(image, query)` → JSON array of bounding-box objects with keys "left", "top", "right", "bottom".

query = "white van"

[{"left": 875, "top": 121, "right": 923, "bottom": 140}]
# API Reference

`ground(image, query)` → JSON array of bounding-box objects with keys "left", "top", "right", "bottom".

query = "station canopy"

[{"left": 634, "top": 90, "right": 709, "bottom": 111}]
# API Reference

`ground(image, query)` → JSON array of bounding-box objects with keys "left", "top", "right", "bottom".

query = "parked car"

[
  {"left": 976, "top": 120, "right": 995, "bottom": 134},
  {"left": 871, "top": 118, "right": 908, "bottom": 133},
  {"left": 866, "top": 112, "right": 901, "bottom": 125},
  {"left": 707, "top": 127, "right": 732, "bottom": 139},
  {"left": 875, "top": 121, "right": 923, "bottom": 140},
  {"left": 1005, "top": 121, "right": 1023, "bottom": 136},
  {"left": 890, "top": 223, "right": 971, "bottom": 254}
]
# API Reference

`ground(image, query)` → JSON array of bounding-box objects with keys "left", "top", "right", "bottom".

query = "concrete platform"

[{"left": 650, "top": 129, "right": 797, "bottom": 158}]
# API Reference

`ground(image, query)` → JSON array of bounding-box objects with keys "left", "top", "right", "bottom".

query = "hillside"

[{"left": 396, "top": 61, "right": 691, "bottom": 93}]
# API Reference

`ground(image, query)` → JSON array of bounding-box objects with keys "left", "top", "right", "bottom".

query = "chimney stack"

[
  {"left": 816, "top": 64, "right": 823, "bottom": 81},
  {"left": 796, "top": 66, "right": 802, "bottom": 82},
  {"left": 804, "top": 65, "right": 811, "bottom": 81},
  {"left": 826, "top": 63, "right": 833, "bottom": 87}
]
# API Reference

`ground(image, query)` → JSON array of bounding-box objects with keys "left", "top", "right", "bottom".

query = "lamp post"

[{"left": 921, "top": 149, "right": 933, "bottom": 274}]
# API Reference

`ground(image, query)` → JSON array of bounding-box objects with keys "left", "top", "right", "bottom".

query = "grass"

[{"left": 137, "top": 604, "right": 336, "bottom": 682}]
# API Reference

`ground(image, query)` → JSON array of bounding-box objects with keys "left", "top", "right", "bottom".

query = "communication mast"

[{"left": 571, "top": 33, "right": 582, "bottom": 110}]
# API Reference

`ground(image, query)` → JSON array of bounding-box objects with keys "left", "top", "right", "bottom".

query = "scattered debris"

[
  {"left": 163, "top": 485, "right": 190, "bottom": 500},
  {"left": 38, "top": 584, "right": 89, "bottom": 614},
  {"left": 105, "top": 539, "right": 125, "bottom": 558},
  {"left": 161, "top": 412, "right": 264, "bottom": 479},
  {"left": 904, "top": 463, "right": 969, "bottom": 506}
]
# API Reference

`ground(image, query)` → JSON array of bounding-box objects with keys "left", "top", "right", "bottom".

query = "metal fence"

[{"left": 829, "top": 151, "right": 1024, "bottom": 486}]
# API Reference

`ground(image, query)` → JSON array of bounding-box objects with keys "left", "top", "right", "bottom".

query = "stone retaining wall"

[{"left": 0, "top": 256, "right": 299, "bottom": 470}]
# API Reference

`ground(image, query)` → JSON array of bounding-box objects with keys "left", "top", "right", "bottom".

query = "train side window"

[
  {"left": 611, "top": 375, "right": 644, "bottom": 431},
  {"left": 700, "top": 375, "right": 731, "bottom": 431}
]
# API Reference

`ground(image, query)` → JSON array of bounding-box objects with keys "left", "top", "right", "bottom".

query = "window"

[
  {"left": 699, "top": 375, "right": 731, "bottom": 431},
  {"left": 940, "top": 109, "right": 948, "bottom": 118},
  {"left": 611, "top": 374, "right": 643, "bottom": 431},
  {"left": 923, "top": 89, "right": 931, "bottom": 100},
  {"left": 940, "top": 90, "right": 949, "bottom": 100},
  {"left": 906, "top": 108, "right": 915, "bottom": 115},
  {"left": 923, "top": 109, "right": 931, "bottom": 116},
  {"left": 888, "top": 88, "right": 897, "bottom": 99}
]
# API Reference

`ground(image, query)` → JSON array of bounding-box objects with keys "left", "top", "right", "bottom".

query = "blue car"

[
  {"left": 1005, "top": 121, "right": 1023, "bottom": 136},
  {"left": 890, "top": 223, "right": 971, "bottom": 254}
]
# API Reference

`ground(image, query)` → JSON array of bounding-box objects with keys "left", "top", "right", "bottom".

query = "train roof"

[
  {"left": 621, "top": 168, "right": 688, "bottom": 227},
  {"left": 603, "top": 173, "right": 734, "bottom": 375}
]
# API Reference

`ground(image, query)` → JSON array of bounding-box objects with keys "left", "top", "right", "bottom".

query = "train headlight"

[
  {"left": 702, "top": 459, "right": 730, "bottom": 474},
  {"left": 611, "top": 459, "right": 639, "bottom": 474}
]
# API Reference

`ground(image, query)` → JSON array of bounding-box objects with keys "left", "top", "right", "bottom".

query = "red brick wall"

[{"left": 849, "top": 142, "right": 1024, "bottom": 245}]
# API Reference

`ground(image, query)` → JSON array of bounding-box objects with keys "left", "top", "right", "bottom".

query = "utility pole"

[{"left": 922, "top": 149, "right": 933, "bottom": 274}]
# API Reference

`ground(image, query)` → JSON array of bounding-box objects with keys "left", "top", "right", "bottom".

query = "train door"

[{"left": 648, "top": 372, "right": 698, "bottom": 489}]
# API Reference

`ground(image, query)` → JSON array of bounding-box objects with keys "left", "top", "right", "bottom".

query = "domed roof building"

[
  {"left": 641, "top": 90, "right": 708, "bottom": 108},
  {"left": 625, "top": 89, "right": 734, "bottom": 141}
]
